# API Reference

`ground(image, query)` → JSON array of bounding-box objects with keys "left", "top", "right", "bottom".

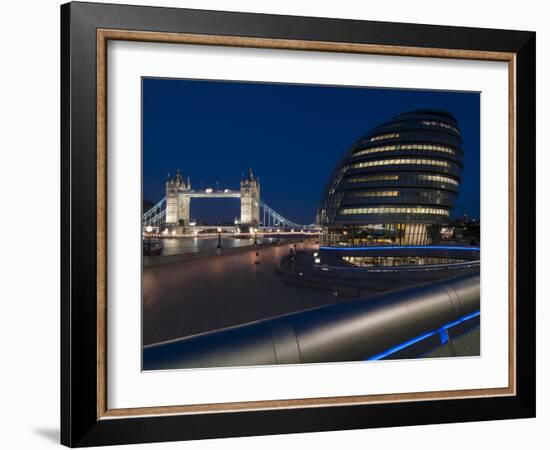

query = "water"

[{"left": 158, "top": 236, "right": 282, "bottom": 256}]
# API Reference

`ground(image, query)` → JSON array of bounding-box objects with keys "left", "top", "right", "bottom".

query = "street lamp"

[
  {"left": 276, "top": 228, "right": 280, "bottom": 244},
  {"left": 253, "top": 227, "right": 258, "bottom": 245},
  {"left": 217, "top": 227, "right": 222, "bottom": 249}
]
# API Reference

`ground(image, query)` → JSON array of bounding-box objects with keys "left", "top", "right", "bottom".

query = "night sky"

[{"left": 143, "top": 78, "right": 480, "bottom": 225}]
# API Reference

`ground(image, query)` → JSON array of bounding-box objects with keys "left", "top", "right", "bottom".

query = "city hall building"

[{"left": 317, "top": 109, "right": 464, "bottom": 249}]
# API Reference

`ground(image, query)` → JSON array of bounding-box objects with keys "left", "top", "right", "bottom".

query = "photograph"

[
  {"left": 55, "top": 1, "right": 537, "bottom": 446},
  {"left": 141, "top": 78, "right": 481, "bottom": 370}
]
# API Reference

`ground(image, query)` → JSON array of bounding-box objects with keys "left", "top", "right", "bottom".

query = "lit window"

[
  {"left": 345, "top": 174, "right": 399, "bottom": 183},
  {"left": 353, "top": 143, "right": 456, "bottom": 157},
  {"left": 421, "top": 120, "right": 460, "bottom": 134},
  {"left": 339, "top": 206, "right": 449, "bottom": 216},
  {"left": 347, "top": 190, "right": 399, "bottom": 198},
  {"left": 369, "top": 133, "right": 400, "bottom": 142},
  {"left": 349, "top": 159, "right": 452, "bottom": 170},
  {"left": 418, "top": 174, "right": 459, "bottom": 186}
]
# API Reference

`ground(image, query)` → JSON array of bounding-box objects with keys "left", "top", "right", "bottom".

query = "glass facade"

[
  {"left": 342, "top": 255, "right": 468, "bottom": 267},
  {"left": 317, "top": 110, "right": 463, "bottom": 246}
]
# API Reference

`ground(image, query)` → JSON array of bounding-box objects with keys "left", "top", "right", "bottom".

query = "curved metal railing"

[{"left": 143, "top": 273, "right": 480, "bottom": 370}]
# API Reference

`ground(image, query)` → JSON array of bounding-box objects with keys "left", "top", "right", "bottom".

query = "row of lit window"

[
  {"left": 417, "top": 174, "right": 459, "bottom": 186},
  {"left": 363, "top": 132, "right": 462, "bottom": 148},
  {"left": 347, "top": 190, "right": 399, "bottom": 198},
  {"left": 369, "top": 133, "right": 400, "bottom": 142},
  {"left": 345, "top": 174, "right": 400, "bottom": 183},
  {"left": 350, "top": 158, "right": 452, "bottom": 169},
  {"left": 343, "top": 173, "right": 459, "bottom": 187},
  {"left": 353, "top": 143, "right": 456, "bottom": 157},
  {"left": 421, "top": 120, "right": 460, "bottom": 134},
  {"left": 339, "top": 206, "right": 449, "bottom": 216},
  {"left": 369, "top": 122, "right": 462, "bottom": 142}
]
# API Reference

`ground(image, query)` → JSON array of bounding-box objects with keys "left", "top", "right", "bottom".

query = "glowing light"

[
  {"left": 171, "top": 230, "right": 176, "bottom": 236},
  {"left": 313, "top": 252, "right": 319, "bottom": 257},
  {"left": 314, "top": 257, "right": 321, "bottom": 264},
  {"left": 205, "top": 188, "right": 212, "bottom": 193},
  {"left": 190, "top": 222, "right": 196, "bottom": 226},
  {"left": 320, "top": 245, "right": 480, "bottom": 252},
  {"left": 145, "top": 226, "right": 153, "bottom": 233},
  {"left": 217, "top": 227, "right": 222, "bottom": 233},
  {"left": 366, "top": 311, "right": 480, "bottom": 361}
]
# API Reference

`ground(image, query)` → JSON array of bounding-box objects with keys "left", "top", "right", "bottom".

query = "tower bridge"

[{"left": 143, "top": 168, "right": 311, "bottom": 231}]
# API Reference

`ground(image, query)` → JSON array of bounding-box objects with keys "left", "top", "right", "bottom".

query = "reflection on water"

[{"left": 159, "top": 237, "right": 281, "bottom": 256}]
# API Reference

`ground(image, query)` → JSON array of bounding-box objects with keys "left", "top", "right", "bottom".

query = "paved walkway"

[{"left": 143, "top": 241, "right": 340, "bottom": 345}]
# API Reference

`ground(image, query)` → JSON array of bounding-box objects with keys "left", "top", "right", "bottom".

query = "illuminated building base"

[{"left": 320, "top": 223, "right": 438, "bottom": 247}]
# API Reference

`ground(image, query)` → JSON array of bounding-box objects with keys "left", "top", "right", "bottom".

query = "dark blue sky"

[{"left": 143, "top": 78, "right": 480, "bottom": 224}]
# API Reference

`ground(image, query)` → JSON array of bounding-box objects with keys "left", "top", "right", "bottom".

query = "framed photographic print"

[{"left": 61, "top": 1, "right": 536, "bottom": 447}]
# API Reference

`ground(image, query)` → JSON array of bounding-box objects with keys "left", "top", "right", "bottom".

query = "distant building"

[
  {"left": 163, "top": 167, "right": 260, "bottom": 228},
  {"left": 240, "top": 168, "right": 260, "bottom": 227},
  {"left": 165, "top": 168, "right": 191, "bottom": 225},
  {"left": 317, "top": 110, "right": 464, "bottom": 247}
]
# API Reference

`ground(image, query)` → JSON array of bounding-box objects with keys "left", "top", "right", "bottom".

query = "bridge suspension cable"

[
  {"left": 259, "top": 200, "right": 302, "bottom": 229},
  {"left": 143, "top": 197, "right": 166, "bottom": 227},
  {"left": 142, "top": 196, "right": 311, "bottom": 230}
]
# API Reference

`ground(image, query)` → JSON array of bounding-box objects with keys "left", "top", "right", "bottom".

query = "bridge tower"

[
  {"left": 240, "top": 168, "right": 260, "bottom": 227},
  {"left": 165, "top": 169, "right": 191, "bottom": 226}
]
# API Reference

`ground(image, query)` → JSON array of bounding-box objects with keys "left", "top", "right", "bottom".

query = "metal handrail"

[{"left": 143, "top": 273, "right": 480, "bottom": 370}]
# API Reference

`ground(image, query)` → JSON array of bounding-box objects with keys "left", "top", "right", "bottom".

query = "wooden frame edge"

[
  {"left": 98, "top": 28, "right": 515, "bottom": 61},
  {"left": 95, "top": 28, "right": 517, "bottom": 421},
  {"left": 508, "top": 55, "right": 517, "bottom": 396},
  {"left": 100, "top": 387, "right": 515, "bottom": 419},
  {"left": 97, "top": 29, "right": 108, "bottom": 419}
]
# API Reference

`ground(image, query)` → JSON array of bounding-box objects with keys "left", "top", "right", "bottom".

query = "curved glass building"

[{"left": 317, "top": 110, "right": 463, "bottom": 246}]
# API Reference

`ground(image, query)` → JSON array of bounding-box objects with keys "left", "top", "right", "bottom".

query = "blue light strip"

[
  {"left": 366, "top": 310, "right": 480, "bottom": 361},
  {"left": 320, "top": 245, "right": 480, "bottom": 251}
]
